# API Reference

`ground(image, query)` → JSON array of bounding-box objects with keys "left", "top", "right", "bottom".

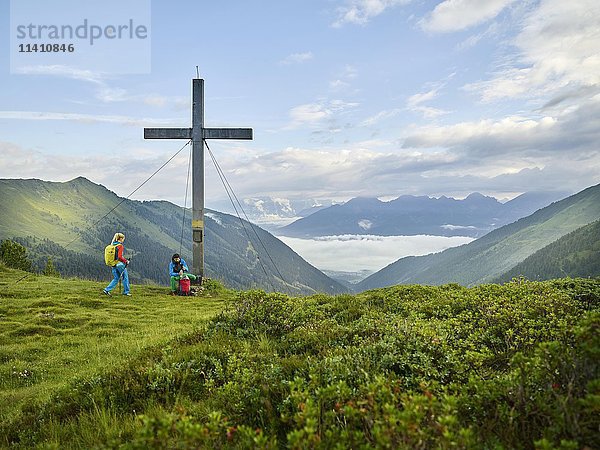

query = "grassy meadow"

[
  {"left": 0, "top": 264, "right": 598, "bottom": 449},
  {"left": 0, "top": 265, "right": 228, "bottom": 429}
]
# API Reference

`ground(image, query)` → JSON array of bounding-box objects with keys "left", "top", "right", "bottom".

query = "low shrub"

[{"left": 3, "top": 279, "right": 599, "bottom": 448}]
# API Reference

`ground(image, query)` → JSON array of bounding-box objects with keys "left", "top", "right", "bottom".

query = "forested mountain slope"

[
  {"left": 0, "top": 177, "right": 347, "bottom": 295},
  {"left": 357, "top": 183, "right": 600, "bottom": 290},
  {"left": 495, "top": 219, "right": 600, "bottom": 282}
]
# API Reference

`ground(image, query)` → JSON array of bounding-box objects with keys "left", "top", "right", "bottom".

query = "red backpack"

[{"left": 178, "top": 277, "right": 191, "bottom": 296}]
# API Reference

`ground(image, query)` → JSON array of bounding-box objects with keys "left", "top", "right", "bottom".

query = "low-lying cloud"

[{"left": 278, "top": 234, "right": 474, "bottom": 272}]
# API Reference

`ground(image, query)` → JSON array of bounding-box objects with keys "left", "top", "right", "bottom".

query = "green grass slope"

[
  {"left": 358, "top": 183, "right": 600, "bottom": 290},
  {"left": 495, "top": 219, "right": 600, "bottom": 282},
  {"left": 1, "top": 265, "right": 598, "bottom": 448},
  {"left": 0, "top": 178, "right": 347, "bottom": 295},
  {"left": 0, "top": 264, "right": 229, "bottom": 427}
]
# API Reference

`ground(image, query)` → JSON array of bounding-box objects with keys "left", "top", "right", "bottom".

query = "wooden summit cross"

[{"left": 144, "top": 78, "right": 253, "bottom": 282}]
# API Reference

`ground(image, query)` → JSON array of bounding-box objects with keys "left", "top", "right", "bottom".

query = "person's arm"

[
  {"left": 117, "top": 244, "right": 128, "bottom": 264},
  {"left": 181, "top": 258, "right": 189, "bottom": 272},
  {"left": 169, "top": 262, "right": 178, "bottom": 277}
]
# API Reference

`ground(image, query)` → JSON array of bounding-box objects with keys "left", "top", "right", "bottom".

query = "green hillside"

[
  {"left": 0, "top": 178, "right": 347, "bottom": 295},
  {"left": 1, "top": 266, "right": 598, "bottom": 448},
  {"left": 0, "top": 265, "right": 228, "bottom": 426},
  {"left": 495, "top": 219, "right": 600, "bottom": 282},
  {"left": 358, "top": 183, "right": 600, "bottom": 290}
]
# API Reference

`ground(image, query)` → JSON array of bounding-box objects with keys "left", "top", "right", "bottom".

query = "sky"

[{"left": 1, "top": 0, "right": 599, "bottom": 211}]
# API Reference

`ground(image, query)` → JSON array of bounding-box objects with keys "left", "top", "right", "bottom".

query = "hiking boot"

[
  {"left": 170, "top": 291, "right": 177, "bottom": 296},
  {"left": 102, "top": 290, "right": 111, "bottom": 296},
  {"left": 123, "top": 293, "right": 132, "bottom": 296}
]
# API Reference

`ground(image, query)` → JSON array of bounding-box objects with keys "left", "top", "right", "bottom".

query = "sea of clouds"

[{"left": 278, "top": 234, "right": 474, "bottom": 273}]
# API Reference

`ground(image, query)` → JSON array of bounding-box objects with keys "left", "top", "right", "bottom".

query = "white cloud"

[
  {"left": 2, "top": 135, "right": 597, "bottom": 214},
  {"left": 404, "top": 115, "right": 559, "bottom": 151},
  {"left": 0, "top": 140, "right": 194, "bottom": 205},
  {"left": 441, "top": 224, "right": 478, "bottom": 231},
  {"left": 466, "top": 0, "right": 600, "bottom": 101},
  {"left": 289, "top": 103, "right": 330, "bottom": 124},
  {"left": 330, "top": 79, "right": 350, "bottom": 90},
  {"left": 286, "top": 100, "right": 359, "bottom": 129},
  {"left": 456, "top": 21, "right": 500, "bottom": 51},
  {"left": 279, "top": 234, "right": 474, "bottom": 272},
  {"left": 207, "top": 145, "right": 458, "bottom": 200},
  {"left": 333, "top": 0, "right": 410, "bottom": 27},
  {"left": 329, "top": 65, "right": 358, "bottom": 92},
  {"left": 231, "top": 145, "right": 577, "bottom": 199},
  {"left": 421, "top": 0, "right": 517, "bottom": 33},
  {"left": 406, "top": 87, "right": 450, "bottom": 118},
  {"left": 280, "top": 52, "right": 314, "bottom": 65},
  {"left": 397, "top": 92, "right": 600, "bottom": 193},
  {"left": 214, "top": 95, "right": 600, "bottom": 201},
  {"left": 342, "top": 65, "right": 358, "bottom": 79},
  {"left": 16, "top": 65, "right": 105, "bottom": 84},
  {"left": 0, "top": 110, "right": 184, "bottom": 127},
  {"left": 143, "top": 95, "right": 169, "bottom": 107},
  {"left": 407, "top": 88, "right": 439, "bottom": 107},
  {"left": 16, "top": 64, "right": 186, "bottom": 108},
  {"left": 17, "top": 65, "right": 124, "bottom": 103},
  {"left": 96, "top": 86, "right": 129, "bottom": 103},
  {"left": 408, "top": 105, "right": 449, "bottom": 119},
  {"left": 403, "top": 94, "right": 600, "bottom": 158},
  {"left": 360, "top": 108, "right": 402, "bottom": 126},
  {"left": 205, "top": 212, "right": 223, "bottom": 226}
]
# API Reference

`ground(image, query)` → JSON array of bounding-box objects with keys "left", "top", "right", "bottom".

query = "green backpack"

[{"left": 104, "top": 244, "right": 120, "bottom": 266}]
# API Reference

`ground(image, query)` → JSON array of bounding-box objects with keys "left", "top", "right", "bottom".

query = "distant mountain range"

[
  {"left": 278, "top": 191, "right": 569, "bottom": 238},
  {"left": 0, "top": 178, "right": 347, "bottom": 295},
  {"left": 357, "top": 183, "right": 600, "bottom": 291},
  {"left": 3, "top": 177, "right": 597, "bottom": 294},
  {"left": 215, "top": 197, "right": 337, "bottom": 230}
]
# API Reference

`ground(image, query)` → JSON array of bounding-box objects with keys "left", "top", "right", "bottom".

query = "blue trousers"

[{"left": 104, "top": 263, "right": 130, "bottom": 294}]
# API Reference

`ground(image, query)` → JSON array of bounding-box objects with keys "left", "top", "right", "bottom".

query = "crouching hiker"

[
  {"left": 103, "top": 232, "right": 131, "bottom": 296},
  {"left": 169, "top": 253, "right": 197, "bottom": 295}
]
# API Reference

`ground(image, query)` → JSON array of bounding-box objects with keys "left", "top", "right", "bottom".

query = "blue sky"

[{"left": 1, "top": 0, "right": 599, "bottom": 209}]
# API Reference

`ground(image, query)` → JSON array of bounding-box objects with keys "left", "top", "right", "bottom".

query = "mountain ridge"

[
  {"left": 0, "top": 177, "right": 347, "bottom": 295},
  {"left": 357, "top": 183, "right": 600, "bottom": 290},
  {"left": 494, "top": 219, "right": 600, "bottom": 282},
  {"left": 278, "top": 190, "right": 569, "bottom": 238}
]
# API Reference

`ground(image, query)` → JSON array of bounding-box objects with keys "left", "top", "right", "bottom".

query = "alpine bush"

[
  {"left": 3, "top": 278, "right": 599, "bottom": 448},
  {"left": 0, "top": 239, "right": 33, "bottom": 272}
]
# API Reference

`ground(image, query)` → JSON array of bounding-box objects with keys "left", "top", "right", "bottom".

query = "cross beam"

[
  {"left": 144, "top": 78, "right": 253, "bottom": 281},
  {"left": 144, "top": 128, "right": 253, "bottom": 140}
]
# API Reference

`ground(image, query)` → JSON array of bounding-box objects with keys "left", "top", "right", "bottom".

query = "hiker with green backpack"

[
  {"left": 103, "top": 232, "right": 131, "bottom": 296},
  {"left": 169, "top": 253, "right": 197, "bottom": 295}
]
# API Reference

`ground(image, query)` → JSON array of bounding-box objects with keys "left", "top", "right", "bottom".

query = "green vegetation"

[
  {"left": 41, "top": 257, "right": 60, "bottom": 278},
  {"left": 0, "top": 240, "right": 33, "bottom": 272},
  {"left": 0, "top": 265, "right": 228, "bottom": 433},
  {"left": 1, "top": 264, "right": 598, "bottom": 448},
  {"left": 0, "top": 177, "right": 347, "bottom": 295},
  {"left": 496, "top": 219, "right": 600, "bottom": 282},
  {"left": 359, "top": 183, "right": 600, "bottom": 290}
]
